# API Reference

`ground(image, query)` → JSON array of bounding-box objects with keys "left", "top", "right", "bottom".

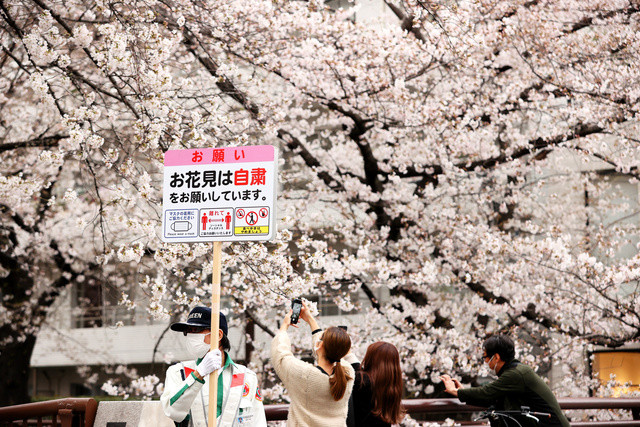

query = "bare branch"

[{"left": 0, "top": 135, "right": 67, "bottom": 153}]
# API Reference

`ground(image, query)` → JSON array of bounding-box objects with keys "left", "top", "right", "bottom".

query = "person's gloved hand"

[{"left": 196, "top": 349, "right": 222, "bottom": 377}]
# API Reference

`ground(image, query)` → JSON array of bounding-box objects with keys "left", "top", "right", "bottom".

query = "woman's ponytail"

[
  {"left": 322, "top": 326, "right": 352, "bottom": 401},
  {"left": 329, "top": 361, "right": 349, "bottom": 400}
]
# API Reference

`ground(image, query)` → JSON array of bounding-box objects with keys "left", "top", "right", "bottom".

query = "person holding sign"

[
  {"left": 161, "top": 306, "right": 266, "bottom": 427},
  {"left": 271, "top": 301, "right": 354, "bottom": 426}
]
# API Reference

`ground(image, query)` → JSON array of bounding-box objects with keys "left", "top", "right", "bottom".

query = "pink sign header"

[{"left": 164, "top": 145, "right": 275, "bottom": 167}]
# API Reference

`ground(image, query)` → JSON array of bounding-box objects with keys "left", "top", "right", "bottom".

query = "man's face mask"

[
  {"left": 186, "top": 333, "right": 211, "bottom": 359},
  {"left": 487, "top": 354, "right": 498, "bottom": 375}
]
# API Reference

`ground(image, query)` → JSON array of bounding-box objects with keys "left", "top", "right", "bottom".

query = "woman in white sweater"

[{"left": 271, "top": 303, "right": 355, "bottom": 426}]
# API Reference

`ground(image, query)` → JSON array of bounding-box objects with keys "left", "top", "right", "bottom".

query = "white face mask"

[
  {"left": 488, "top": 354, "right": 498, "bottom": 375},
  {"left": 186, "top": 333, "right": 210, "bottom": 359},
  {"left": 312, "top": 341, "right": 321, "bottom": 360}
]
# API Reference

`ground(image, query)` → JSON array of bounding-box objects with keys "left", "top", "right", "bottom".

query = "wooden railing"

[
  {"left": 0, "top": 398, "right": 97, "bottom": 427},
  {"left": 264, "top": 397, "right": 640, "bottom": 425},
  {"left": 0, "top": 396, "right": 637, "bottom": 426}
]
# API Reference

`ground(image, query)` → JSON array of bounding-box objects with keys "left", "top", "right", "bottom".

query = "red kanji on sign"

[
  {"left": 251, "top": 168, "right": 266, "bottom": 185},
  {"left": 212, "top": 149, "right": 224, "bottom": 162},
  {"left": 234, "top": 169, "right": 249, "bottom": 185}
]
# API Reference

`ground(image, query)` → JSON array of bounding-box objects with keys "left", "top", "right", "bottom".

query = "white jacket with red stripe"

[{"left": 160, "top": 355, "right": 266, "bottom": 427}]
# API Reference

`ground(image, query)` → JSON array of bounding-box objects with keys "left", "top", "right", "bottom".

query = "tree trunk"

[
  {"left": 245, "top": 317, "right": 255, "bottom": 363},
  {"left": 0, "top": 328, "right": 36, "bottom": 405},
  {"left": 0, "top": 240, "right": 43, "bottom": 406}
]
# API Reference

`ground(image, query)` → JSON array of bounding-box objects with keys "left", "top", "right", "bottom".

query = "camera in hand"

[{"left": 290, "top": 298, "right": 302, "bottom": 324}]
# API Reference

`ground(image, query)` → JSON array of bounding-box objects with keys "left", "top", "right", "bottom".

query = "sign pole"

[{"left": 208, "top": 241, "right": 222, "bottom": 427}]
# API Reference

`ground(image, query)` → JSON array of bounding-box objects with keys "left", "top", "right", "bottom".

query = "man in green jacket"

[{"left": 440, "top": 335, "right": 570, "bottom": 427}]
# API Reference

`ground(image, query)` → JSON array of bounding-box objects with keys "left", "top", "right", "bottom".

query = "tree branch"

[
  {"left": 28, "top": 0, "right": 140, "bottom": 119},
  {"left": 183, "top": 30, "right": 261, "bottom": 122},
  {"left": 231, "top": 295, "right": 276, "bottom": 338},
  {"left": 0, "top": 135, "right": 67, "bottom": 153}
]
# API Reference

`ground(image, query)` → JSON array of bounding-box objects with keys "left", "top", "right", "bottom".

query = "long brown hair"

[
  {"left": 361, "top": 341, "right": 404, "bottom": 424},
  {"left": 322, "top": 326, "right": 352, "bottom": 401}
]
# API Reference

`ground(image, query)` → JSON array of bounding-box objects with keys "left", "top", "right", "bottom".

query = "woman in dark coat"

[{"left": 346, "top": 342, "right": 404, "bottom": 426}]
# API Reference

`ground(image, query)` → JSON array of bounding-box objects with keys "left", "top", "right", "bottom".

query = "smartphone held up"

[{"left": 290, "top": 298, "right": 303, "bottom": 324}]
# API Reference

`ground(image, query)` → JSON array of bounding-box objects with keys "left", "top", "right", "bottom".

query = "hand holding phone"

[{"left": 290, "top": 298, "right": 302, "bottom": 324}]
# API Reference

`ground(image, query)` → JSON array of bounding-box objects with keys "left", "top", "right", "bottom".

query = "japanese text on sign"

[{"left": 161, "top": 146, "right": 278, "bottom": 242}]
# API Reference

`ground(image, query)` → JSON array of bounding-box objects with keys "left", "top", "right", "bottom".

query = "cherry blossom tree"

[{"left": 0, "top": 0, "right": 639, "bottom": 418}]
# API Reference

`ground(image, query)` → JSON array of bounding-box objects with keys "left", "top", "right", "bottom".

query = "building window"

[
  {"left": 71, "top": 281, "right": 135, "bottom": 328},
  {"left": 306, "top": 291, "right": 363, "bottom": 317},
  {"left": 591, "top": 349, "right": 640, "bottom": 396}
]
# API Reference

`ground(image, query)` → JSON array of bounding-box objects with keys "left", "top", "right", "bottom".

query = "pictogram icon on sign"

[
  {"left": 246, "top": 211, "right": 258, "bottom": 226},
  {"left": 236, "top": 209, "right": 245, "bottom": 219},
  {"left": 164, "top": 209, "right": 198, "bottom": 239},
  {"left": 234, "top": 206, "right": 269, "bottom": 236},
  {"left": 225, "top": 212, "right": 232, "bottom": 230},
  {"left": 199, "top": 208, "right": 234, "bottom": 237},
  {"left": 171, "top": 221, "right": 192, "bottom": 232},
  {"left": 202, "top": 213, "right": 209, "bottom": 230}
]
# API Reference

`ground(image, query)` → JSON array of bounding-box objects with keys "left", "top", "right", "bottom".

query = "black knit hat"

[{"left": 170, "top": 306, "right": 228, "bottom": 336}]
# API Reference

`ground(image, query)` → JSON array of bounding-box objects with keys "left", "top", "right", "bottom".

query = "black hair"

[
  {"left": 483, "top": 335, "right": 515, "bottom": 362},
  {"left": 220, "top": 333, "right": 231, "bottom": 352}
]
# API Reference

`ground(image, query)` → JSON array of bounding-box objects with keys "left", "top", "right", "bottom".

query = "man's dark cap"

[{"left": 170, "top": 306, "right": 228, "bottom": 335}]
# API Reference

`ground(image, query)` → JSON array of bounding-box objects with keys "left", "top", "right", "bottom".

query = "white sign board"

[{"left": 162, "top": 145, "right": 278, "bottom": 242}]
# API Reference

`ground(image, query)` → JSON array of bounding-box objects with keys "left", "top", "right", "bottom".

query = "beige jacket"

[{"left": 271, "top": 330, "right": 355, "bottom": 427}]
